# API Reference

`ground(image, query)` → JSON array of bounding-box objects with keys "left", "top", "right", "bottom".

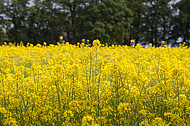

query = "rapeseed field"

[{"left": 0, "top": 40, "right": 189, "bottom": 126}]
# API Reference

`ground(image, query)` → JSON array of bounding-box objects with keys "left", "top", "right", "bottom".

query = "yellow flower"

[
  {"left": 92, "top": 39, "right": 100, "bottom": 46},
  {"left": 0, "top": 107, "right": 7, "bottom": 114},
  {"left": 162, "top": 41, "right": 165, "bottom": 44},
  {"left": 130, "top": 39, "right": 134, "bottom": 43},
  {"left": 43, "top": 42, "right": 47, "bottom": 46},
  {"left": 0, "top": 39, "right": 189, "bottom": 125},
  {"left": 59, "top": 36, "right": 63, "bottom": 40},
  {"left": 149, "top": 43, "right": 152, "bottom": 47}
]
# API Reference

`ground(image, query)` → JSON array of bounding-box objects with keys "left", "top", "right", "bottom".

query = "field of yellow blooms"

[{"left": 0, "top": 40, "right": 189, "bottom": 126}]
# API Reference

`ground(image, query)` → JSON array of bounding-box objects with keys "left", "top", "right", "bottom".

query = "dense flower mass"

[{"left": 0, "top": 42, "right": 189, "bottom": 126}]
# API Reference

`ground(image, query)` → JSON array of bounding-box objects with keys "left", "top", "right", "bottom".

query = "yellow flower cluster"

[{"left": 0, "top": 42, "right": 189, "bottom": 125}]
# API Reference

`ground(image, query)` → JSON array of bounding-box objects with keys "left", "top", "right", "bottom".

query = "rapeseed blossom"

[
  {"left": 0, "top": 41, "right": 189, "bottom": 125},
  {"left": 59, "top": 36, "right": 63, "bottom": 40}
]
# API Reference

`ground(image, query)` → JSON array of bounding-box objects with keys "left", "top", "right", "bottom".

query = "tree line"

[{"left": 0, "top": 0, "right": 189, "bottom": 46}]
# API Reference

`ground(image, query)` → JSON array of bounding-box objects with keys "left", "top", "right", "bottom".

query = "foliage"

[
  {"left": 175, "top": 0, "right": 190, "bottom": 43},
  {"left": 126, "top": 0, "right": 147, "bottom": 45},
  {"left": 77, "top": 0, "right": 133, "bottom": 45},
  {"left": 143, "top": 0, "right": 174, "bottom": 47},
  {"left": 0, "top": 0, "right": 189, "bottom": 45}
]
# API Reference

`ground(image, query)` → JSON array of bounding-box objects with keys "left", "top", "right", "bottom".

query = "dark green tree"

[
  {"left": 77, "top": 0, "right": 133, "bottom": 45},
  {"left": 1, "top": 0, "right": 67, "bottom": 45},
  {"left": 159, "top": 0, "right": 174, "bottom": 45},
  {"left": 0, "top": 28, "right": 7, "bottom": 45},
  {"left": 143, "top": 0, "right": 173, "bottom": 47},
  {"left": 0, "top": 1, "right": 9, "bottom": 44},
  {"left": 26, "top": 0, "right": 65, "bottom": 44},
  {"left": 169, "top": 1, "right": 181, "bottom": 45},
  {"left": 1, "top": 0, "right": 185, "bottom": 46},
  {"left": 126, "top": 0, "right": 147, "bottom": 46},
  {"left": 177, "top": 0, "right": 190, "bottom": 44},
  {"left": 0, "top": 2, "right": 4, "bottom": 44},
  {"left": 2, "top": 0, "right": 29, "bottom": 43},
  {"left": 55, "top": 0, "right": 88, "bottom": 43}
]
